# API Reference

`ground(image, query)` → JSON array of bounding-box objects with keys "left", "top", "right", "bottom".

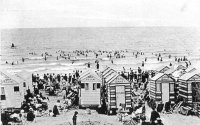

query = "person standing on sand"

[
  {"left": 53, "top": 105, "right": 59, "bottom": 117},
  {"left": 150, "top": 108, "right": 160, "bottom": 125},
  {"left": 72, "top": 111, "right": 78, "bottom": 125}
]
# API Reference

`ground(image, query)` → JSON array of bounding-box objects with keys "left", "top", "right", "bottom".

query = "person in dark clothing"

[
  {"left": 34, "top": 88, "right": 39, "bottom": 95},
  {"left": 72, "top": 111, "right": 78, "bottom": 125},
  {"left": 75, "top": 71, "right": 79, "bottom": 78},
  {"left": 96, "top": 62, "right": 99, "bottom": 70},
  {"left": 142, "top": 61, "right": 144, "bottom": 67},
  {"left": 142, "top": 73, "right": 146, "bottom": 83},
  {"left": 150, "top": 108, "right": 160, "bottom": 125},
  {"left": 57, "top": 74, "right": 61, "bottom": 82},
  {"left": 157, "top": 102, "right": 164, "bottom": 113},
  {"left": 1, "top": 110, "right": 10, "bottom": 125},
  {"left": 88, "top": 62, "right": 90, "bottom": 68},
  {"left": 130, "top": 70, "right": 133, "bottom": 82},
  {"left": 164, "top": 101, "right": 171, "bottom": 112},
  {"left": 64, "top": 74, "right": 68, "bottom": 82},
  {"left": 53, "top": 105, "right": 59, "bottom": 117},
  {"left": 27, "top": 108, "right": 35, "bottom": 122}
]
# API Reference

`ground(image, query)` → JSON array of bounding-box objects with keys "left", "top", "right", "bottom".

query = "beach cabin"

[
  {"left": 78, "top": 70, "right": 102, "bottom": 108},
  {"left": 101, "top": 67, "right": 132, "bottom": 114},
  {"left": 150, "top": 73, "right": 175, "bottom": 104},
  {"left": 15, "top": 71, "right": 34, "bottom": 93},
  {"left": 0, "top": 71, "right": 24, "bottom": 109},
  {"left": 178, "top": 72, "right": 200, "bottom": 105}
]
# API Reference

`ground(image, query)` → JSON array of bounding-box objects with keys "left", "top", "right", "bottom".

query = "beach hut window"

[
  {"left": 1, "top": 87, "right": 6, "bottom": 100},
  {"left": 1, "top": 95, "right": 6, "bottom": 100},
  {"left": 156, "top": 83, "right": 161, "bottom": 92},
  {"left": 170, "top": 83, "right": 174, "bottom": 92},
  {"left": 97, "top": 83, "right": 101, "bottom": 89},
  {"left": 85, "top": 83, "right": 89, "bottom": 90},
  {"left": 93, "top": 83, "right": 97, "bottom": 90},
  {"left": 14, "top": 86, "right": 20, "bottom": 92},
  {"left": 81, "top": 83, "right": 85, "bottom": 88}
]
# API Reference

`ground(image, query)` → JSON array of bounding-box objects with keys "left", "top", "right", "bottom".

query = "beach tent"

[
  {"left": 178, "top": 72, "right": 200, "bottom": 105},
  {"left": 0, "top": 70, "right": 25, "bottom": 109},
  {"left": 150, "top": 73, "right": 175, "bottom": 104},
  {"left": 101, "top": 67, "right": 131, "bottom": 114},
  {"left": 78, "top": 69, "right": 102, "bottom": 107}
]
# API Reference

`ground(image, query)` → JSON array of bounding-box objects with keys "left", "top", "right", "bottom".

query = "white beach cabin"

[
  {"left": 78, "top": 70, "right": 102, "bottom": 107},
  {"left": 0, "top": 70, "right": 24, "bottom": 109},
  {"left": 15, "top": 70, "right": 34, "bottom": 93}
]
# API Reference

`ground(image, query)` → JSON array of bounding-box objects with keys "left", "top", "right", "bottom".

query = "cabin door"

[
  {"left": 162, "top": 83, "right": 169, "bottom": 103},
  {"left": 116, "top": 86, "right": 125, "bottom": 108}
]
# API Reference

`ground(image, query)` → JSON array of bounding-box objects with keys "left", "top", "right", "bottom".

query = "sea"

[{"left": 1, "top": 27, "right": 200, "bottom": 73}]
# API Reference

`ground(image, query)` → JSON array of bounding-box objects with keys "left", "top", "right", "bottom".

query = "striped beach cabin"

[
  {"left": 0, "top": 70, "right": 25, "bottom": 109},
  {"left": 101, "top": 67, "right": 132, "bottom": 114},
  {"left": 150, "top": 73, "right": 175, "bottom": 104},
  {"left": 78, "top": 70, "right": 102, "bottom": 107},
  {"left": 178, "top": 72, "right": 200, "bottom": 105}
]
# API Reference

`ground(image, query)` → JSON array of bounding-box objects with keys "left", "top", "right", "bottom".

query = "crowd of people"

[{"left": 1, "top": 88, "right": 49, "bottom": 125}]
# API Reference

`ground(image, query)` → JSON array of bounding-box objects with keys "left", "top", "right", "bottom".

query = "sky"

[{"left": 0, "top": 0, "right": 200, "bottom": 28}]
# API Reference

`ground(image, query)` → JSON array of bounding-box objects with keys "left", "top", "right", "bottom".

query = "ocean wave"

[
  {"left": 28, "top": 67, "right": 46, "bottom": 72},
  {"left": 28, "top": 57, "right": 44, "bottom": 60},
  {"left": 101, "top": 58, "right": 110, "bottom": 61},
  {"left": 60, "top": 62, "right": 85, "bottom": 66}
]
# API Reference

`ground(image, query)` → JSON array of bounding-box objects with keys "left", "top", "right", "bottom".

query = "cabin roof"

[
  {"left": 171, "top": 69, "right": 185, "bottom": 78},
  {"left": 155, "top": 65, "right": 170, "bottom": 72},
  {"left": 79, "top": 69, "right": 101, "bottom": 82},
  {"left": 15, "top": 70, "right": 32, "bottom": 80},
  {"left": 179, "top": 71, "right": 200, "bottom": 81},
  {"left": 185, "top": 66, "right": 197, "bottom": 73},
  {"left": 105, "top": 72, "right": 119, "bottom": 83},
  {"left": 102, "top": 67, "right": 117, "bottom": 76},
  {"left": 165, "top": 67, "right": 176, "bottom": 74},
  {"left": 0, "top": 70, "right": 22, "bottom": 85},
  {"left": 104, "top": 70, "right": 129, "bottom": 84},
  {"left": 151, "top": 73, "right": 165, "bottom": 81}
]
